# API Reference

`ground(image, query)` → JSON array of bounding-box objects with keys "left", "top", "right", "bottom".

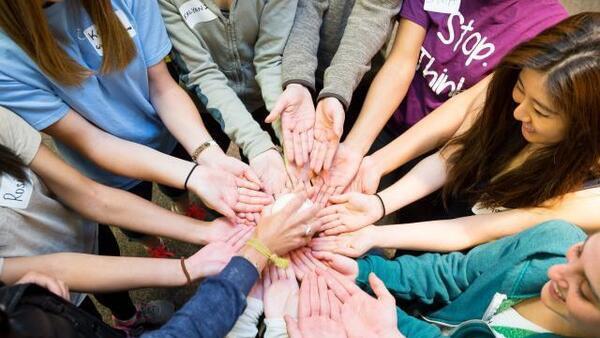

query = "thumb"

[
  {"left": 329, "top": 193, "right": 350, "bottom": 204},
  {"left": 266, "top": 96, "right": 287, "bottom": 123},
  {"left": 285, "top": 315, "right": 302, "bottom": 338},
  {"left": 218, "top": 203, "right": 237, "bottom": 221},
  {"left": 369, "top": 272, "right": 393, "bottom": 302},
  {"left": 332, "top": 110, "right": 345, "bottom": 137}
]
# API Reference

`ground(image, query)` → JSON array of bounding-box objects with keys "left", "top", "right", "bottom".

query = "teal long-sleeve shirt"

[{"left": 356, "top": 220, "right": 586, "bottom": 337}]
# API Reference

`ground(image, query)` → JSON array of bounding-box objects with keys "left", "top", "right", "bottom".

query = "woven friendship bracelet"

[{"left": 246, "top": 238, "right": 289, "bottom": 268}]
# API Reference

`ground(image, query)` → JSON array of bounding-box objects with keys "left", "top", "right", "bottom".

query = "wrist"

[
  {"left": 194, "top": 141, "right": 223, "bottom": 164},
  {"left": 239, "top": 246, "right": 269, "bottom": 275},
  {"left": 343, "top": 134, "right": 371, "bottom": 157}
]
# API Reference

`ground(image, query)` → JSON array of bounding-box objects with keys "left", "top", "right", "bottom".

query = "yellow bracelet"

[{"left": 246, "top": 238, "right": 289, "bottom": 268}]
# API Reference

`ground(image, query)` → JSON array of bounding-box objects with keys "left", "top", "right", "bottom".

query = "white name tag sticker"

[
  {"left": 424, "top": 0, "right": 461, "bottom": 14},
  {"left": 83, "top": 10, "right": 137, "bottom": 56},
  {"left": 0, "top": 173, "right": 33, "bottom": 209},
  {"left": 179, "top": 0, "right": 217, "bottom": 29},
  {"left": 115, "top": 10, "right": 137, "bottom": 38}
]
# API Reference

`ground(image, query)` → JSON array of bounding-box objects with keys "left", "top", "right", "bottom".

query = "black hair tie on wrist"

[
  {"left": 374, "top": 193, "right": 386, "bottom": 222},
  {"left": 184, "top": 164, "right": 199, "bottom": 191}
]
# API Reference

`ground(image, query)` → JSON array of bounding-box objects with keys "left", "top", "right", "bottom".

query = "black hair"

[{"left": 0, "top": 144, "right": 28, "bottom": 181}]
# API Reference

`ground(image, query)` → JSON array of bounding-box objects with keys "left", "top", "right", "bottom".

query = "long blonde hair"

[{"left": 0, "top": 0, "right": 136, "bottom": 86}]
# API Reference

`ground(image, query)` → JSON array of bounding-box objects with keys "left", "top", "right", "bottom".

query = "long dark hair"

[
  {"left": 444, "top": 13, "right": 600, "bottom": 209},
  {"left": 0, "top": 0, "right": 136, "bottom": 86},
  {"left": 0, "top": 145, "right": 28, "bottom": 182}
]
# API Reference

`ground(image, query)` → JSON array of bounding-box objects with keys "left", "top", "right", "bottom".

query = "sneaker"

[
  {"left": 139, "top": 299, "right": 175, "bottom": 325},
  {"left": 113, "top": 300, "right": 174, "bottom": 337},
  {"left": 146, "top": 239, "right": 175, "bottom": 258}
]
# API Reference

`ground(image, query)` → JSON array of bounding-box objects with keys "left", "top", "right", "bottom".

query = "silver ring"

[{"left": 304, "top": 224, "right": 312, "bottom": 237}]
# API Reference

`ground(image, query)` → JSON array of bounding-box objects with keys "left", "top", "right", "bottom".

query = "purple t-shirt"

[{"left": 390, "top": 0, "right": 567, "bottom": 133}]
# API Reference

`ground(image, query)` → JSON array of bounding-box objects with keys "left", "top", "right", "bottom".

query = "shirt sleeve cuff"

[
  {"left": 220, "top": 256, "right": 260, "bottom": 296},
  {"left": 317, "top": 92, "right": 349, "bottom": 111}
]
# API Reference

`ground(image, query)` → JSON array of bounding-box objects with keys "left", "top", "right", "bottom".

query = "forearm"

[
  {"left": 344, "top": 60, "right": 416, "bottom": 155},
  {"left": 151, "top": 78, "right": 212, "bottom": 155},
  {"left": 30, "top": 145, "right": 213, "bottom": 244},
  {"left": 43, "top": 114, "right": 196, "bottom": 189},
  {"left": 320, "top": 0, "right": 402, "bottom": 107},
  {"left": 281, "top": 0, "right": 327, "bottom": 90},
  {"left": 254, "top": 0, "right": 298, "bottom": 112},
  {"left": 1, "top": 253, "right": 185, "bottom": 292},
  {"left": 372, "top": 208, "right": 553, "bottom": 252},
  {"left": 79, "top": 182, "right": 212, "bottom": 245},
  {"left": 378, "top": 152, "right": 447, "bottom": 214},
  {"left": 370, "top": 75, "right": 492, "bottom": 175}
]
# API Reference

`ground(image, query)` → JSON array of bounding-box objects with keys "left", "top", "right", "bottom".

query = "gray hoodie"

[
  {"left": 159, "top": 0, "right": 297, "bottom": 159},
  {"left": 282, "top": 0, "right": 402, "bottom": 109}
]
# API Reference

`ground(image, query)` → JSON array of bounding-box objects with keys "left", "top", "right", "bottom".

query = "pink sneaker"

[{"left": 113, "top": 300, "right": 174, "bottom": 337}]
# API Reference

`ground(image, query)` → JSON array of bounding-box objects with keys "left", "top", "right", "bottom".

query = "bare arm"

[
  {"left": 147, "top": 60, "right": 212, "bottom": 155},
  {"left": 370, "top": 75, "right": 491, "bottom": 177},
  {"left": 30, "top": 145, "right": 228, "bottom": 245},
  {"left": 0, "top": 253, "right": 186, "bottom": 292},
  {"left": 373, "top": 188, "right": 600, "bottom": 252},
  {"left": 344, "top": 19, "right": 426, "bottom": 156},
  {"left": 43, "top": 109, "right": 194, "bottom": 189}
]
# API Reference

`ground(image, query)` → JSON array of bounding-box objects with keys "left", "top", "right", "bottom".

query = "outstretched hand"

[
  {"left": 263, "top": 264, "right": 299, "bottom": 319},
  {"left": 185, "top": 226, "right": 254, "bottom": 279},
  {"left": 312, "top": 143, "right": 362, "bottom": 207},
  {"left": 319, "top": 269, "right": 404, "bottom": 338},
  {"left": 285, "top": 272, "right": 347, "bottom": 338},
  {"left": 187, "top": 165, "right": 272, "bottom": 221},
  {"left": 317, "top": 192, "right": 383, "bottom": 235},
  {"left": 310, "top": 98, "right": 345, "bottom": 174},
  {"left": 267, "top": 84, "right": 316, "bottom": 167},
  {"left": 310, "top": 226, "right": 375, "bottom": 258}
]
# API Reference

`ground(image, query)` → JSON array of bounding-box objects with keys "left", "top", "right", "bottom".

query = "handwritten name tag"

[
  {"left": 83, "top": 10, "right": 137, "bottom": 56},
  {"left": 179, "top": 0, "right": 218, "bottom": 29},
  {"left": 0, "top": 173, "right": 33, "bottom": 209}
]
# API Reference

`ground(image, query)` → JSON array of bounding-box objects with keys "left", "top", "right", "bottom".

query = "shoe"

[
  {"left": 113, "top": 300, "right": 175, "bottom": 337},
  {"left": 139, "top": 299, "right": 175, "bottom": 325},
  {"left": 146, "top": 239, "right": 175, "bottom": 258}
]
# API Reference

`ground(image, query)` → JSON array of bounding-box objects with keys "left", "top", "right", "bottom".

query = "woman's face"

[
  {"left": 541, "top": 233, "right": 600, "bottom": 336},
  {"left": 512, "top": 68, "right": 567, "bottom": 145}
]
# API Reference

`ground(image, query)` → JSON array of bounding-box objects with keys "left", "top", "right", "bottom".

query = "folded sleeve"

[{"left": 0, "top": 107, "right": 42, "bottom": 165}]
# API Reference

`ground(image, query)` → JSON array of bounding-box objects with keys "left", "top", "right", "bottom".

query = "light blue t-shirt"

[{"left": 0, "top": 0, "right": 176, "bottom": 189}]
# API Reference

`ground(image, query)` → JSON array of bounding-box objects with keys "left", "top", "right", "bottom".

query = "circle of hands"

[{"left": 179, "top": 84, "right": 409, "bottom": 337}]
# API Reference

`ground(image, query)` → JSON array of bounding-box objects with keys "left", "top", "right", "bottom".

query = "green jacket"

[
  {"left": 159, "top": 0, "right": 296, "bottom": 159},
  {"left": 356, "top": 220, "right": 586, "bottom": 337}
]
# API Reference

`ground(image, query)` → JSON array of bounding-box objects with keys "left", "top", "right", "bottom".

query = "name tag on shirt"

[
  {"left": 0, "top": 173, "right": 33, "bottom": 209},
  {"left": 179, "top": 0, "right": 218, "bottom": 29},
  {"left": 83, "top": 10, "right": 137, "bottom": 56},
  {"left": 424, "top": 0, "right": 461, "bottom": 14}
]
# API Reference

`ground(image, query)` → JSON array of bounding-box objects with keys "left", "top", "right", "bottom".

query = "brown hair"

[
  {"left": 444, "top": 12, "right": 600, "bottom": 209},
  {"left": 0, "top": 0, "right": 136, "bottom": 86}
]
